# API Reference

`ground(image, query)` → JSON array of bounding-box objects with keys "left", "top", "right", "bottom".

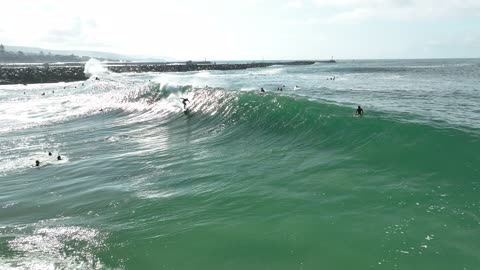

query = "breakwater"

[
  {"left": 0, "top": 65, "right": 85, "bottom": 85},
  {"left": 0, "top": 61, "right": 317, "bottom": 85}
]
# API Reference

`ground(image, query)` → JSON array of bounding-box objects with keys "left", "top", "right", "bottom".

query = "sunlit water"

[{"left": 0, "top": 59, "right": 479, "bottom": 269}]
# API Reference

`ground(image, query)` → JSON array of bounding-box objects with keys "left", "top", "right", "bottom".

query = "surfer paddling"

[{"left": 355, "top": 105, "right": 364, "bottom": 116}]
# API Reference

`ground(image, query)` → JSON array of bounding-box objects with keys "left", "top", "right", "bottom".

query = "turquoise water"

[{"left": 0, "top": 59, "right": 479, "bottom": 269}]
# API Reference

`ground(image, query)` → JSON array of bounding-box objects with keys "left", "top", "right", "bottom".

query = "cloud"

[
  {"left": 0, "top": 0, "right": 234, "bottom": 57},
  {"left": 1, "top": 0, "right": 479, "bottom": 59},
  {"left": 283, "top": 17, "right": 319, "bottom": 26},
  {"left": 311, "top": 0, "right": 480, "bottom": 22},
  {"left": 44, "top": 18, "right": 87, "bottom": 42},
  {"left": 286, "top": 0, "right": 304, "bottom": 8}
]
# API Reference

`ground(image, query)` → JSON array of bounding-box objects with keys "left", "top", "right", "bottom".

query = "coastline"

[{"left": 0, "top": 60, "right": 322, "bottom": 85}]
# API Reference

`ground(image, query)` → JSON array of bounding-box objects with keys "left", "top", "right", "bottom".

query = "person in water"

[
  {"left": 180, "top": 98, "right": 189, "bottom": 109},
  {"left": 355, "top": 105, "right": 364, "bottom": 116},
  {"left": 260, "top": 88, "right": 265, "bottom": 93},
  {"left": 57, "top": 155, "right": 62, "bottom": 161},
  {"left": 35, "top": 160, "right": 40, "bottom": 166},
  {"left": 48, "top": 152, "right": 52, "bottom": 156}
]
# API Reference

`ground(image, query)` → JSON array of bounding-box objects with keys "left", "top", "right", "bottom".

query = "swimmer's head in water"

[
  {"left": 48, "top": 152, "right": 52, "bottom": 156},
  {"left": 35, "top": 160, "right": 40, "bottom": 166},
  {"left": 57, "top": 155, "right": 62, "bottom": 160}
]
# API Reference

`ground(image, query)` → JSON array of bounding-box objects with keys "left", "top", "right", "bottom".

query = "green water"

[{"left": 1, "top": 59, "right": 479, "bottom": 269}]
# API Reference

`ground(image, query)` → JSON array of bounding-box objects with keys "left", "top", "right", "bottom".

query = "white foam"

[
  {"left": 84, "top": 58, "right": 109, "bottom": 77},
  {"left": 249, "top": 68, "right": 284, "bottom": 75},
  {"left": 2, "top": 225, "right": 106, "bottom": 270}
]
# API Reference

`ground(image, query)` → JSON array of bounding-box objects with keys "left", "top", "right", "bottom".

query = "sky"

[{"left": 0, "top": 0, "right": 479, "bottom": 60}]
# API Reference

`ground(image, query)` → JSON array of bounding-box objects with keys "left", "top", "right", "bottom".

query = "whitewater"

[{"left": 0, "top": 59, "right": 479, "bottom": 269}]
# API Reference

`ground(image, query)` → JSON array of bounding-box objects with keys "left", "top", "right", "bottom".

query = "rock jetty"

[
  {"left": 0, "top": 61, "right": 319, "bottom": 85},
  {"left": 0, "top": 64, "right": 85, "bottom": 85}
]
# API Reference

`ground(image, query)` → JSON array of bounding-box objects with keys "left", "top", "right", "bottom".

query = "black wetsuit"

[
  {"left": 356, "top": 107, "right": 363, "bottom": 115},
  {"left": 181, "top": 98, "right": 189, "bottom": 109}
]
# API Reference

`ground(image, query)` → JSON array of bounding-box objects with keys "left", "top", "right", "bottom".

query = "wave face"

[{"left": 0, "top": 59, "right": 480, "bottom": 270}]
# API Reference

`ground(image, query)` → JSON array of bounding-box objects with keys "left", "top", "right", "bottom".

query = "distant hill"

[
  {"left": 2, "top": 45, "right": 173, "bottom": 62},
  {"left": 0, "top": 44, "right": 88, "bottom": 63}
]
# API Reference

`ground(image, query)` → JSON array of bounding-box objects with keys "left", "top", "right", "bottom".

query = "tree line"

[{"left": 0, "top": 44, "right": 91, "bottom": 63}]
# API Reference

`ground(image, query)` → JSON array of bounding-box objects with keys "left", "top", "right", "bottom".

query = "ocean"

[{"left": 0, "top": 59, "right": 479, "bottom": 269}]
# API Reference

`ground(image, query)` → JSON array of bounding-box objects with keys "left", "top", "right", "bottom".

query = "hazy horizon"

[
  {"left": 1, "top": 0, "right": 479, "bottom": 60},
  {"left": 2, "top": 45, "right": 479, "bottom": 62}
]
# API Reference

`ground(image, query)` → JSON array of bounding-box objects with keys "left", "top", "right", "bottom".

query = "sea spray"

[{"left": 84, "top": 58, "right": 109, "bottom": 77}]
